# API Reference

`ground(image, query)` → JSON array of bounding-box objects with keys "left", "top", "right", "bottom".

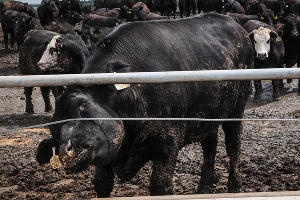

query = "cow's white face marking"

[
  {"left": 251, "top": 27, "right": 271, "bottom": 58},
  {"left": 38, "top": 35, "right": 61, "bottom": 69}
]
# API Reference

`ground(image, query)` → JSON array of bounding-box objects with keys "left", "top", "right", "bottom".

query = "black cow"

[
  {"left": 14, "top": 12, "right": 43, "bottom": 50},
  {"left": 221, "top": 0, "right": 246, "bottom": 14},
  {"left": 179, "top": 0, "right": 197, "bottom": 17},
  {"left": 0, "top": 1, "right": 37, "bottom": 20},
  {"left": 83, "top": 14, "right": 120, "bottom": 28},
  {"left": 259, "top": 0, "right": 285, "bottom": 16},
  {"left": 1, "top": 10, "right": 18, "bottom": 49},
  {"left": 36, "top": 13, "right": 254, "bottom": 197},
  {"left": 244, "top": 20, "right": 285, "bottom": 101},
  {"left": 37, "top": 0, "right": 60, "bottom": 26},
  {"left": 19, "top": 30, "right": 89, "bottom": 113},
  {"left": 128, "top": 2, "right": 167, "bottom": 21},
  {"left": 44, "top": 20, "right": 75, "bottom": 34},
  {"left": 61, "top": 0, "right": 83, "bottom": 15},
  {"left": 278, "top": 13, "right": 300, "bottom": 86}
]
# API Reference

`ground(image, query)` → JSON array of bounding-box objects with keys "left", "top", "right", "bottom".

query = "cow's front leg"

[
  {"left": 150, "top": 135, "right": 179, "bottom": 195},
  {"left": 93, "top": 165, "right": 114, "bottom": 197}
]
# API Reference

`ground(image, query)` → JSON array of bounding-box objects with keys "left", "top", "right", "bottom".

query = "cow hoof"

[
  {"left": 273, "top": 96, "right": 279, "bottom": 101},
  {"left": 26, "top": 109, "right": 34, "bottom": 114}
]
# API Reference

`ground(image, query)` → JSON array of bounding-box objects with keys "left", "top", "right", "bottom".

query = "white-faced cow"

[
  {"left": 19, "top": 30, "right": 89, "bottom": 113},
  {"left": 244, "top": 20, "right": 285, "bottom": 101}
]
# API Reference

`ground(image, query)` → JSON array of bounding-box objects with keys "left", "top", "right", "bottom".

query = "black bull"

[{"left": 36, "top": 14, "right": 254, "bottom": 197}]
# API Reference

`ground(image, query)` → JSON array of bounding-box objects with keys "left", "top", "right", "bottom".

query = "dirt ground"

[{"left": 0, "top": 28, "right": 299, "bottom": 200}]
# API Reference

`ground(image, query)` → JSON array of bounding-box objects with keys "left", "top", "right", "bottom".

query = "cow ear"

[
  {"left": 270, "top": 30, "right": 278, "bottom": 38},
  {"left": 247, "top": 31, "right": 255, "bottom": 40},
  {"left": 36, "top": 138, "right": 56, "bottom": 165}
]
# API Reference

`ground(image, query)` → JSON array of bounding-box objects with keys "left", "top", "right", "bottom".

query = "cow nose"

[
  {"left": 38, "top": 63, "right": 46, "bottom": 71},
  {"left": 257, "top": 53, "right": 267, "bottom": 59},
  {"left": 65, "top": 140, "right": 72, "bottom": 153}
]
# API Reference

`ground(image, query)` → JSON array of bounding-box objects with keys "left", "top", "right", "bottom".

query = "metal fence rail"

[{"left": 1, "top": 68, "right": 300, "bottom": 88}]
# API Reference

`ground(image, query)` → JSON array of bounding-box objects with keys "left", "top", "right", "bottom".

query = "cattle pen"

[{"left": 0, "top": 67, "right": 300, "bottom": 199}]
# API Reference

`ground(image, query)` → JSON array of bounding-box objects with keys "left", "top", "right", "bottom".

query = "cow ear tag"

[
  {"left": 286, "top": 5, "right": 289, "bottom": 8},
  {"left": 113, "top": 72, "right": 130, "bottom": 90},
  {"left": 274, "top": 15, "right": 278, "bottom": 19},
  {"left": 50, "top": 147, "right": 62, "bottom": 169},
  {"left": 260, "top": 16, "right": 264, "bottom": 20}
]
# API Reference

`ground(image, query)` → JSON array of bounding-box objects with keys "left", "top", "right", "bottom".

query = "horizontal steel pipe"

[{"left": 1, "top": 68, "right": 300, "bottom": 88}]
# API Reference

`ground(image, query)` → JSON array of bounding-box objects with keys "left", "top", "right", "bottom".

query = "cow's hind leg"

[
  {"left": 221, "top": 80, "right": 250, "bottom": 192},
  {"left": 198, "top": 126, "right": 219, "bottom": 193},
  {"left": 4, "top": 31, "right": 8, "bottom": 50},
  {"left": 222, "top": 121, "right": 242, "bottom": 192},
  {"left": 93, "top": 165, "right": 114, "bottom": 197},
  {"left": 40, "top": 87, "right": 52, "bottom": 113},
  {"left": 24, "top": 87, "right": 34, "bottom": 113}
]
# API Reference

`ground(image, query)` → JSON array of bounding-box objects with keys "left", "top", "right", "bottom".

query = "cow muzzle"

[
  {"left": 257, "top": 53, "right": 268, "bottom": 60},
  {"left": 38, "top": 63, "right": 46, "bottom": 71}
]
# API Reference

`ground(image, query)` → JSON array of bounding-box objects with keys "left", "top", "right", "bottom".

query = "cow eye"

[
  {"left": 49, "top": 47, "right": 56, "bottom": 55},
  {"left": 267, "top": 40, "right": 270, "bottom": 44},
  {"left": 79, "top": 102, "right": 87, "bottom": 111}
]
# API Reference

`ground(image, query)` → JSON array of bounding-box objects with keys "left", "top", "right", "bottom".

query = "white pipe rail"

[{"left": 1, "top": 68, "right": 300, "bottom": 88}]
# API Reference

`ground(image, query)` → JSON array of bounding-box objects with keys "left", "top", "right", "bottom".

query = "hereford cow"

[
  {"left": 244, "top": 20, "right": 285, "bottom": 101},
  {"left": 19, "top": 30, "right": 89, "bottom": 113},
  {"left": 36, "top": 13, "right": 254, "bottom": 197}
]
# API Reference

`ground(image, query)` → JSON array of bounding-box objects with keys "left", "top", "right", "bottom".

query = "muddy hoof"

[
  {"left": 26, "top": 108, "right": 34, "bottom": 114},
  {"left": 273, "top": 95, "right": 279, "bottom": 101},
  {"left": 198, "top": 184, "right": 216, "bottom": 194}
]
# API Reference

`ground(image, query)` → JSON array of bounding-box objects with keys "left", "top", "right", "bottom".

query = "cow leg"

[
  {"left": 198, "top": 127, "right": 219, "bottom": 193},
  {"left": 222, "top": 121, "right": 242, "bottom": 192},
  {"left": 221, "top": 81, "right": 249, "bottom": 192},
  {"left": 4, "top": 32, "right": 8, "bottom": 50},
  {"left": 93, "top": 165, "right": 114, "bottom": 197},
  {"left": 40, "top": 87, "right": 52, "bottom": 113},
  {"left": 253, "top": 80, "right": 262, "bottom": 100},
  {"left": 10, "top": 33, "right": 15, "bottom": 49},
  {"left": 272, "top": 80, "right": 279, "bottom": 101},
  {"left": 150, "top": 133, "right": 179, "bottom": 195},
  {"left": 24, "top": 87, "right": 34, "bottom": 113}
]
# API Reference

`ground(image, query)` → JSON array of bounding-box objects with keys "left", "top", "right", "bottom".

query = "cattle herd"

[{"left": 0, "top": 0, "right": 299, "bottom": 198}]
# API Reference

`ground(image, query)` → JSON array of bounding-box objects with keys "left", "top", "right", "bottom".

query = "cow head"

[
  {"left": 14, "top": 13, "right": 34, "bottom": 45},
  {"left": 44, "top": 0, "right": 60, "bottom": 19},
  {"left": 248, "top": 27, "right": 278, "bottom": 60},
  {"left": 257, "top": 9, "right": 275, "bottom": 26},
  {"left": 36, "top": 62, "right": 131, "bottom": 173},
  {"left": 37, "top": 33, "right": 88, "bottom": 73},
  {"left": 283, "top": 13, "right": 299, "bottom": 38}
]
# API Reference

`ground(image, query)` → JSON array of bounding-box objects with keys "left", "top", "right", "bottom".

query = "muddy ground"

[{"left": 0, "top": 28, "right": 299, "bottom": 200}]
